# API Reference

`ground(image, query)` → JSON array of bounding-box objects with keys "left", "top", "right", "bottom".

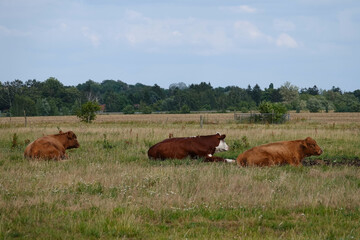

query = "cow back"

[
  {"left": 24, "top": 131, "right": 79, "bottom": 160},
  {"left": 148, "top": 133, "right": 227, "bottom": 160},
  {"left": 237, "top": 137, "right": 322, "bottom": 167}
]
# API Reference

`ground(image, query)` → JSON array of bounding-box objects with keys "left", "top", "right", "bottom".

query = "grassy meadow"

[{"left": 1, "top": 112, "right": 360, "bottom": 239}]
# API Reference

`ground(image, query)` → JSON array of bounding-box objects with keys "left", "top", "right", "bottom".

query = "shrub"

[
  {"left": 180, "top": 104, "right": 190, "bottom": 114},
  {"left": 307, "top": 97, "right": 323, "bottom": 112},
  {"left": 140, "top": 106, "right": 152, "bottom": 114},
  {"left": 123, "top": 105, "right": 135, "bottom": 114},
  {"left": 258, "top": 101, "right": 288, "bottom": 123},
  {"left": 76, "top": 101, "right": 100, "bottom": 123}
]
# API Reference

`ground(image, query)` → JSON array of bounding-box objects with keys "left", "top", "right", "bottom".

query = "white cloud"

[
  {"left": 125, "top": 9, "right": 150, "bottom": 22},
  {"left": 273, "top": 19, "right": 296, "bottom": 31},
  {"left": 276, "top": 33, "right": 298, "bottom": 48},
  {"left": 220, "top": 5, "right": 257, "bottom": 13},
  {"left": 233, "top": 21, "right": 274, "bottom": 45},
  {"left": 59, "top": 23, "right": 68, "bottom": 31},
  {"left": 234, "top": 21, "right": 263, "bottom": 39},
  {"left": 124, "top": 21, "right": 179, "bottom": 46},
  {"left": 122, "top": 12, "right": 233, "bottom": 54},
  {"left": 82, "top": 27, "right": 100, "bottom": 47},
  {"left": 121, "top": 10, "right": 300, "bottom": 54},
  {"left": 123, "top": 10, "right": 181, "bottom": 46},
  {"left": 0, "top": 25, "right": 29, "bottom": 37},
  {"left": 125, "top": 9, "right": 143, "bottom": 20},
  {"left": 172, "top": 31, "right": 182, "bottom": 37}
]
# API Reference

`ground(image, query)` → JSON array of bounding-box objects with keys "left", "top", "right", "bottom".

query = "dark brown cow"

[
  {"left": 148, "top": 133, "right": 234, "bottom": 162},
  {"left": 236, "top": 137, "right": 323, "bottom": 167},
  {"left": 24, "top": 131, "right": 80, "bottom": 160}
]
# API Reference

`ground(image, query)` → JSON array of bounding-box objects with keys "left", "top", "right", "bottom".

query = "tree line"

[{"left": 1, "top": 77, "right": 360, "bottom": 117}]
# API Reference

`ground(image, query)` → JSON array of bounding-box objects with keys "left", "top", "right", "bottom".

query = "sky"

[{"left": 0, "top": 0, "right": 359, "bottom": 91}]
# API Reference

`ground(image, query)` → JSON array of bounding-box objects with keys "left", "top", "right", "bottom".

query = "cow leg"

[
  {"left": 43, "top": 147, "right": 64, "bottom": 160},
  {"left": 204, "top": 155, "right": 234, "bottom": 163},
  {"left": 289, "top": 159, "right": 302, "bottom": 167},
  {"left": 204, "top": 156, "right": 223, "bottom": 162},
  {"left": 48, "top": 151, "right": 63, "bottom": 160}
]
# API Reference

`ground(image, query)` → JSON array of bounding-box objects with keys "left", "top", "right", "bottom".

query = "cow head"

[
  {"left": 65, "top": 131, "right": 80, "bottom": 149},
  {"left": 302, "top": 137, "right": 322, "bottom": 156},
  {"left": 214, "top": 133, "right": 229, "bottom": 153}
]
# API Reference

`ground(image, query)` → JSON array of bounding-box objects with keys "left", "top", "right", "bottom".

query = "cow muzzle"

[
  {"left": 215, "top": 140, "right": 229, "bottom": 152},
  {"left": 317, "top": 148, "right": 323, "bottom": 155}
]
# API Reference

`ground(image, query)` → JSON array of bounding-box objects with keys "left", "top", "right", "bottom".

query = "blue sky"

[{"left": 0, "top": 0, "right": 359, "bottom": 91}]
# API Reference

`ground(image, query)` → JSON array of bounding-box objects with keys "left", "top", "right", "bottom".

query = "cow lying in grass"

[
  {"left": 24, "top": 131, "right": 80, "bottom": 160},
  {"left": 236, "top": 137, "right": 323, "bottom": 167},
  {"left": 148, "top": 133, "right": 235, "bottom": 162}
]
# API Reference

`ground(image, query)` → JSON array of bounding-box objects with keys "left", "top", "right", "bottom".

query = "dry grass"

[
  {"left": 2, "top": 161, "right": 359, "bottom": 211},
  {"left": 291, "top": 112, "right": 360, "bottom": 124},
  {"left": 2, "top": 112, "right": 360, "bottom": 126},
  {"left": 1, "top": 112, "right": 360, "bottom": 239}
]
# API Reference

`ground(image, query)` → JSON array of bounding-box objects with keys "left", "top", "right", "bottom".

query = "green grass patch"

[{"left": 1, "top": 204, "right": 358, "bottom": 239}]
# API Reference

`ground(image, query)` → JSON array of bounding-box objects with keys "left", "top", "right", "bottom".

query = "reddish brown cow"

[
  {"left": 148, "top": 133, "right": 234, "bottom": 162},
  {"left": 24, "top": 131, "right": 80, "bottom": 160},
  {"left": 236, "top": 137, "right": 322, "bottom": 167}
]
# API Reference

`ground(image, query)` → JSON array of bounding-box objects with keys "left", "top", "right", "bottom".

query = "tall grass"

[{"left": 0, "top": 113, "right": 360, "bottom": 239}]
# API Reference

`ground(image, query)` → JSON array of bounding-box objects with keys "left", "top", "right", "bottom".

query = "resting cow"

[
  {"left": 148, "top": 133, "right": 234, "bottom": 162},
  {"left": 236, "top": 137, "right": 322, "bottom": 167},
  {"left": 24, "top": 131, "right": 80, "bottom": 160}
]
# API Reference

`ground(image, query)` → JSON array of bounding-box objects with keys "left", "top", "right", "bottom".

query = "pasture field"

[{"left": 1, "top": 112, "right": 360, "bottom": 239}]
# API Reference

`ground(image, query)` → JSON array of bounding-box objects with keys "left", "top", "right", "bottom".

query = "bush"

[
  {"left": 123, "top": 105, "right": 135, "bottom": 114},
  {"left": 258, "top": 101, "right": 288, "bottom": 123},
  {"left": 333, "top": 94, "right": 360, "bottom": 112},
  {"left": 307, "top": 97, "right": 323, "bottom": 113},
  {"left": 180, "top": 104, "right": 190, "bottom": 114},
  {"left": 140, "top": 106, "right": 152, "bottom": 114},
  {"left": 76, "top": 101, "right": 100, "bottom": 123}
]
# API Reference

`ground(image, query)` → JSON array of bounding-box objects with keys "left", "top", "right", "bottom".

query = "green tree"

[
  {"left": 333, "top": 94, "right": 360, "bottom": 112},
  {"left": 139, "top": 101, "right": 152, "bottom": 114},
  {"left": 280, "top": 81, "right": 299, "bottom": 109},
  {"left": 48, "top": 98, "right": 60, "bottom": 116},
  {"left": 10, "top": 94, "right": 36, "bottom": 116},
  {"left": 251, "top": 84, "right": 262, "bottom": 105},
  {"left": 100, "top": 80, "right": 128, "bottom": 93},
  {"left": 76, "top": 80, "right": 101, "bottom": 102},
  {"left": 306, "top": 97, "right": 323, "bottom": 112},
  {"left": 103, "top": 92, "right": 129, "bottom": 112},
  {"left": 353, "top": 89, "right": 360, "bottom": 102},
  {"left": 41, "top": 77, "right": 65, "bottom": 98},
  {"left": 35, "top": 98, "right": 51, "bottom": 116},
  {"left": 258, "top": 101, "right": 288, "bottom": 123},
  {"left": 180, "top": 104, "right": 190, "bottom": 113},
  {"left": 76, "top": 101, "right": 100, "bottom": 123},
  {"left": 123, "top": 105, "right": 135, "bottom": 114},
  {"left": 262, "top": 83, "right": 283, "bottom": 103}
]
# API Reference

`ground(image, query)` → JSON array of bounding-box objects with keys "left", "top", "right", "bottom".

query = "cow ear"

[
  {"left": 66, "top": 131, "right": 72, "bottom": 139},
  {"left": 219, "top": 134, "right": 226, "bottom": 140},
  {"left": 301, "top": 140, "right": 308, "bottom": 149}
]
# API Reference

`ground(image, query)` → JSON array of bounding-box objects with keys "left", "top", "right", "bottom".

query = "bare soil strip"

[{"left": 302, "top": 157, "right": 360, "bottom": 167}]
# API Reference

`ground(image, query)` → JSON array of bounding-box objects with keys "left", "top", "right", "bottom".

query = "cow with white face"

[
  {"left": 215, "top": 137, "right": 229, "bottom": 153},
  {"left": 148, "top": 133, "right": 234, "bottom": 162}
]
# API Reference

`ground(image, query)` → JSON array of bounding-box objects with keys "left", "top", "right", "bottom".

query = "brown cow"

[
  {"left": 24, "top": 131, "right": 80, "bottom": 160},
  {"left": 148, "top": 133, "right": 234, "bottom": 162},
  {"left": 236, "top": 137, "right": 322, "bottom": 167}
]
